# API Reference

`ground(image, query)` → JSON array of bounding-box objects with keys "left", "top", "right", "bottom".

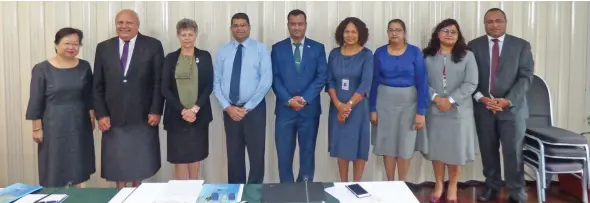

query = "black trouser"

[
  {"left": 224, "top": 99, "right": 266, "bottom": 184},
  {"left": 475, "top": 106, "right": 526, "bottom": 202}
]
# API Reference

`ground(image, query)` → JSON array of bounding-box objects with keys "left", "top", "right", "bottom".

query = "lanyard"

[{"left": 442, "top": 54, "right": 448, "bottom": 94}]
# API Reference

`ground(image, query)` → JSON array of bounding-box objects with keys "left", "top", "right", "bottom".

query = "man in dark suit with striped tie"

[{"left": 467, "top": 8, "right": 534, "bottom": 203}]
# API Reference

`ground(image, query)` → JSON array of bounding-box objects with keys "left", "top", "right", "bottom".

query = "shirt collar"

[
  {"left": 290, "top": 37, "right": 306, "bottom": 46},
  {"left": 487, "top": 34, "right": 505, "bottom": 43},
  {"left": 232, "top": 37, "right": 252, "bottom": 49},
  {"left": 119, "top": 34, "right": 138, "bottom": 43}
]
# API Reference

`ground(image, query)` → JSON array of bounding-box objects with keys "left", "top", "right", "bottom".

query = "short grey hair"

[{"left": 176, "top": 18, "right": 198, "bottom": 34}]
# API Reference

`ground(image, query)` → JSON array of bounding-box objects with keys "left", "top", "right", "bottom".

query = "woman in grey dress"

[
  {"left": 327, "top": 17, "right": 373, "bottom": 182},
  {"left": 25, "top": 28, "right": 95, "bottom": 187},
  {"left": 422, "top": 19, "right": 478, "bottom": 202}
]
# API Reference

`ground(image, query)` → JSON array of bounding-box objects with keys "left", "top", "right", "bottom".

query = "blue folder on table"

[{"left": 0, "top": 183, "right": 43, "bottom": 203}]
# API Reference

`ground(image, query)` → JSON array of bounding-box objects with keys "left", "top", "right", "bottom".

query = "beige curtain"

[{"left": 1, "top": 1, "right": 589, "bottom": 188}]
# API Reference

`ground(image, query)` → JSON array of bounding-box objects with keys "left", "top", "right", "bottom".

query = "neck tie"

[
  {"left": 229, "top": 44, "right": 243, "bottom": 104},
  {"left": 294, "top": 43, "right": 301, "bottom": 72},
  {"left": 490, "top": 38, "right": 500, "bottom": 96},
  {"left": 120, "top": 40, "right": 130, "bottom": 73}
]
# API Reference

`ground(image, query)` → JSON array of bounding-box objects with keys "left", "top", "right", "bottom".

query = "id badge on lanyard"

[
  {"left": 442, "top": 55, "right": 448, "bottom": 94},
  {"left": 341, "top": 63, "right": 350, "bottom": 91}
]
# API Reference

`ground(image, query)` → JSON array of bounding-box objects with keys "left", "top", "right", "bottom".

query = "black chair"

[{"left": 523, "top": 74, "right": 589, "bottom": 203}]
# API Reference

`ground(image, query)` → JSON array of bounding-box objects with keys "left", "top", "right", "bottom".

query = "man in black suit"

[
  {"left": 93, "top": 9, "right": 165, "bottom": 188},
  {"left": 467, "top": 8, "right": 534, "bottom": 203}
]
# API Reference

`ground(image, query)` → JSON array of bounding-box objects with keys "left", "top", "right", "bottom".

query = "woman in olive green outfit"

[{"left": 162, "top": 18, "right": 214, "bottom": 180}]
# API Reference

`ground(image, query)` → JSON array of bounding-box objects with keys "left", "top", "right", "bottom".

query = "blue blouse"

[{"left": 369, "top": 44, "right": 429, "bottom": 115}]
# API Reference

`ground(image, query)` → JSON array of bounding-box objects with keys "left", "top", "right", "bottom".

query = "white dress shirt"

[
  {"left": 119, "top": 35, "right": 138, "bottom": 77},
  {"left": 473, "top": 34, "right": 505, "bottom": 101},
  {"left": 290, "top": 37, "right": 305, "bottom": 57}
]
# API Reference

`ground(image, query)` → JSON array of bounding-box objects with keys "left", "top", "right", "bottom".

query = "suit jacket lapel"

[
  {"left": 110, "top": 38, "right": 124, "bottom": 76},
  {"left": 300, "top": 42, "right": 311, "bottom": 72},
  {"left": 283, "top": 40, "right": 296, "bottom": 73},
  {"left": 498, "top": 35, "right": 511, "bottom": 70},
  {"left": 481, "top": 37, "right": 491, "bottom": 75},
  {"left": 126, "top": 34, "right": 144, "bottom": 77}
]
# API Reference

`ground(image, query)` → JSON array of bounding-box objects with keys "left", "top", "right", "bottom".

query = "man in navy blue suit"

[{"left": 271, "top": 9, "right": 327, "bottom": 183}]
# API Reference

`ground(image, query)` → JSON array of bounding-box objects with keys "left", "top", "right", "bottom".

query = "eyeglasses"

[
  {"left": 387, "top": 28, "right": 404, "bottom": 34},
  {"left": 439, "top": 28, "right": 458, "bottom": 36}
]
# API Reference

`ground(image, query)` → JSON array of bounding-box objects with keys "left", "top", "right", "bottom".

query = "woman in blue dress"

[{"left": 327, "top": 17, "right": 373, "bottom": 182}]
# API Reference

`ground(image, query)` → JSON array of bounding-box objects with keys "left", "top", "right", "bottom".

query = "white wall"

[{"left": 0, "top": 1, "right": 589, "bottom": 187}]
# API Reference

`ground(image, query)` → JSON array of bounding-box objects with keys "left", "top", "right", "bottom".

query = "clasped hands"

[
  {"left": 181, "top": 105, "right": 200, "bottom": 123},
  {"left": 336, "top": 102, "right": 352, "bottom": 124},
  {"left": 97, "top": 113, "right": 161, "bottom": 132},
  {"left": 433, "top": 96, "right": 453, "bottom": 112},
  {"left": 479, "top": 97, "right": 510, "bottom": 113},
  {"left": 225, "top": 106, "right": 248, "bottom": 121},
  {"left": 288, "top": 96, "right": 306, "bottom": 111}
]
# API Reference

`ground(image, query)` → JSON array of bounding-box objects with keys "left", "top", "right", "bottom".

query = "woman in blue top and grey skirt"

[
  {"left": 369, "top": 19, "right": 429, "bottom": 182},
  {"left": 422, "top": 19, "right": 478, "bottom": 203}
]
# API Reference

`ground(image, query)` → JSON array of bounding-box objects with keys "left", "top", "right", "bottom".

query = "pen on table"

[{"left": 33, "top": 194, "right": 51, "bottom": 203}]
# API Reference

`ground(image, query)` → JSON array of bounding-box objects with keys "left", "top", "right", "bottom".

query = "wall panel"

[{"left": 0, "top": 1, "right": 589, "bottom": 187}]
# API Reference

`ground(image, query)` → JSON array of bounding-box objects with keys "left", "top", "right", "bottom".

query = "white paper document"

[
  {"left": 119, "top": 183, "right": 167, "bottom": 203},
  {"left": 153, "top": 180, "right": 205, "bottom": 203},
  {"left": 108, "top": 187, "right": 137, "bottom": 203},
  {"left": 13, "top": 194, "right": 46, "bottom": 203},
  {"left": 324, "top": 181, "right": 419, "bottom": 203},
  {"left": 14, "top": 194, "right": 68, "bottom": 203}
]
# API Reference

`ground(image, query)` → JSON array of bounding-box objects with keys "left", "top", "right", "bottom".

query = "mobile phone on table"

[{"left": 345, "top": 183, "right": 370, "bottom": 198}]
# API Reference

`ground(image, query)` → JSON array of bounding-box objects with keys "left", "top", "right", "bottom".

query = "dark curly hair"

[
  {"left": 334, "top": 17, "right": 369, "bottom": 46},
  {"left": 422, "top": 19, "right": 468, "bottom": 63}
]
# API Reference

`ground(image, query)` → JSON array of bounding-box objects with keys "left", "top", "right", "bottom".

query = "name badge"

[{"left": 342, "top": 78, "right": 350, "bottom": 91}]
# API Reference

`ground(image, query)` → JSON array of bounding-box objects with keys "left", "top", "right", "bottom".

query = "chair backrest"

[{"left": 526, "top": 75, "right": 553, "bottom": 127}]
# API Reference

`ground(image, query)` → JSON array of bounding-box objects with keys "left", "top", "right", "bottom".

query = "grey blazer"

[
  {"left": 467, "top": 34, "right": 534, "bottom": 120},
  {"left": 425, "top": 51, "right": 479, "bottom": 117}
]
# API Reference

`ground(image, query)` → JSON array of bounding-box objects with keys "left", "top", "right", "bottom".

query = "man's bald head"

[{"left": 115, "top": 9, "right": 140, "bottom": 41}]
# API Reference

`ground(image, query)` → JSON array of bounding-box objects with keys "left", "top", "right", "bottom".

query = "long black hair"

[{"left": 422, "top": 18, "right": 468, "bottom": 63}]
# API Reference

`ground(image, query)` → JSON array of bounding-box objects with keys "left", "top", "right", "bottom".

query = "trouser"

[
  {"left": 275, "top": 114, "right": 319, "bottom": 183},
  {"left": 476, "top": 108, "right": 527, "bottom": 202},
  {"left": 224, "top": 99, "right": 267, "bottom": 184}
]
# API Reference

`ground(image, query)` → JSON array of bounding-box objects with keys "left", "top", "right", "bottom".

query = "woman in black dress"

[
  {"left": 162, "top": 18, "right": 213, "bottom": 180},
  {"left": 25, "top": 27, "right": 95, "bottom": 187}
]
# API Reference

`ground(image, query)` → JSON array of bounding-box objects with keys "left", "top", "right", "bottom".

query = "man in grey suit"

[{"left": 467, "top": 8, "right": 534, "bottom": 203}]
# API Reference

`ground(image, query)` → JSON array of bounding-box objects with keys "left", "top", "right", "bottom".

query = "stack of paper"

[
  {"left": 15, "top": 194, "right": 68, "bottom": 203},
  {"left": 108, "top": 180, "right": 206, "bottom": 203},
  {"left": 324, "top": 181, "right": 419, "bottom": 203},
  {"left": 153, "top": 180, "right": 205, "bottom": 203}
]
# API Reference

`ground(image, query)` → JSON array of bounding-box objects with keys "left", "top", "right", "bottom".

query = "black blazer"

[
  {"left": 93, "top": 33, "right": 165, "bottom": 126},
  {"left": 161, "top": 47, "right": 213, "bottom": 130}
]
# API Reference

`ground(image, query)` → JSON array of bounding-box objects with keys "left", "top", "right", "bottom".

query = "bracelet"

[{"left": 191, "top": 106, "right": 200, "bottom": 113}]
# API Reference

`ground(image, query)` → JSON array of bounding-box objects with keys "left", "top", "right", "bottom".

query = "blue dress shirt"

[
  {"left": 213, "top": 38, "right": 273, "bottom": 111},
  {"left": 369, "top": 44, "right": 429, "bottom": 115}
]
